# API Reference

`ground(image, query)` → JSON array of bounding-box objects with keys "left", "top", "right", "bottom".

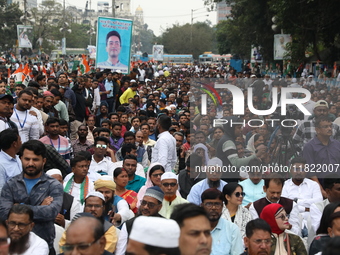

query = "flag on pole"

[
  {"left": 80, "top": 54, "right": 90, "bottom": 74},
  {"left": 42, "top": 66, "right": 47, "bottom": 76},
  {"left": 77, "top": 66, "right": 82, "bottom": 76}
]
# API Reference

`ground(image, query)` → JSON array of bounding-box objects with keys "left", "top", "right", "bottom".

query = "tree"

[
  {"left": 0, "top": 0, "right": 23, "bottom": 52},
  {"left": 206, "top": 0, "right": 340, "bottom": 65},
  {"left": 160, "top": 22, "right": 216, "bottom": 59}
]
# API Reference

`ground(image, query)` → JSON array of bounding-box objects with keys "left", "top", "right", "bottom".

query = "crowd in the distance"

[{"left": 0, "top": 60, "right": 340, "bottom": 255}]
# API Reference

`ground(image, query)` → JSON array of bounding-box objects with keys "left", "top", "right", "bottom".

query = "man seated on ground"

[
  {"left": 249, "top": 174, "right": 301, "bottom": 236},
  {"left": 46, "top": 169, "right": 82, "bottom": 228},
  {"left": 159, "top": 172, "right": 188, "bottom": 219},
  {"left": 61, "top": 214, "right": 114, "bottom": 255},
  {"left": 94, "top": 176, "right": 134, "bottom": 226},
  {"left": 187, "top": 157, "right": 227, "bottom": 205},
  {"left": 115, "top": 186, "right": 165, "bottom": 255},
  {"left": 201, "top": 188, "right": 243, "bottom": 255},
  {"left": 7, "top": 204, "right": 49, "bottom": 255},
  {"left": 59, "top": 192, "right": 118, "bottom": 253},
  {"left": 126, "top": 216, "right": 180, "bottom": 255},
  {"left": 89, "top": 137, "right": 116, "bottom": 177},
  {"left": 170, "top": 203, "right": 212, "bottom": 255}
]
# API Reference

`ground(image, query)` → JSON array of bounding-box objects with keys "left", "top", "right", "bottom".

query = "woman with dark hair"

[
  {"left": 136, "top": 163, "right": 165, "bottom": 208},
  {"left": 309, "top": 202, "right": 340, "bottom": 255},
  {"left": 222, "top": 183, "right": 252, "bottom": 238},
  {"left": 260, "top": 203, "right": 307, "bottom": 255},
  {"left": 114, "top": 167, "right": 138, "bottom": 214}
]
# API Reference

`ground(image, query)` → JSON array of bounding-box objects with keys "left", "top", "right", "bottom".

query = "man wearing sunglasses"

[
  {"left": 159, "top": 172, "right": 189, "bottom": 219},
  {"left": 7, "top": 204, "right": 49, "bottom": 255},
  {"left": 201, "top": 188, "right": 243, "bottom": 255},
  {"left": 89, "top": 137, "right": 116, "bottom": 178}
]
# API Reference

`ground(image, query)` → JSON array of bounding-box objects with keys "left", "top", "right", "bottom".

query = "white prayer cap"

[
  {"left": 129, "top": 216, "right": 180, "bottom": 248},
  {"left": 130, "top": 79, "right": 137, "bottom": 83},
  {"left": 207, "top": 157, "right": 223, "bottom": 167},
  {"left": 46, "top": 169, "right": 62, "bottom": 177},
  {"left": 85, "top": 191, "right": 105, "bottom": 202},
  {"left": 161, "top": 172, "right": 178, "bottom": 181}
]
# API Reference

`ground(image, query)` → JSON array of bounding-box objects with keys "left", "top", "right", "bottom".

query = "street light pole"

[{"left": 112, "top": 0, "right": 115, "bottom": 17}]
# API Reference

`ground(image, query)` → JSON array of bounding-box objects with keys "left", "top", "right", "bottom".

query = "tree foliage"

[
  {"left": 0, "top": 0, "right": 23, "bottom": 51},
  {"left": 159, "top": 22, "right": 216, "bottom": 59},
  {"left": 208, "top": 0, "right": 340, "bottom": 65}
]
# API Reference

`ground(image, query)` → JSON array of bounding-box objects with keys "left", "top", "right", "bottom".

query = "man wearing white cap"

[
  {"left": 126, "top": 216, "right": 180, "bottom": 255},
  {"left": 46, "top": 169, "right": 82, "bottom": 228},
  {"left": 115, "top": 186, "right": 164, "bottom": 255},
  {"left": 187, "top": 157, "right": 227, "bottom": 205},
  {"left": 59, "top": 191, "right": 118, "bottom": 253},
  {"left": 159, "top": 172, "right": 189, "bottom": 219}
]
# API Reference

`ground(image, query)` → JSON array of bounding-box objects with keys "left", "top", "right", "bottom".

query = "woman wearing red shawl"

[{"left": 260, "top": 203, "right": 307, "bottom": 255}]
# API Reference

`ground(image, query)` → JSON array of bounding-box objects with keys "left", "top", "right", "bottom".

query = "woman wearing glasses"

[
  {"left": 260, "top": 203, "right": 307, "bottom": 255},
  {"left": 222, "top": 183, "right": 252, "bottom": 239}
]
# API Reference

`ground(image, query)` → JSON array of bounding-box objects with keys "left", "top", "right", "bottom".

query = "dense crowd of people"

[{"left": 0, "top": 60, "right": 340, "bottom": 255}]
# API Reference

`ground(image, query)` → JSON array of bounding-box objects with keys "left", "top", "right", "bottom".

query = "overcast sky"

[{"left": 55, "top": 0, "right": 217, "bottom": 36}]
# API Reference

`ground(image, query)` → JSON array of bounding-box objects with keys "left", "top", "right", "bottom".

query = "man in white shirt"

[
  {"left": 10, "top": 89, "right": 39, "bottom": 142},
  {"left": 282, "top": 157, "right": 323, "bottom": 220},
  {"left": 7, "top": 204, "right": 49, "bottom": 255},
  {"left": 89, "top": 136, "right": 116, "bottom": 179},
  {"left": 151, "top": 115, "right": 177, "bottom": 172}
]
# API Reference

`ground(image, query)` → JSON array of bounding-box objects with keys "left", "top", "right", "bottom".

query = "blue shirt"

[
  {"left": 104, "top": 79, "right": 114, "bottom": 98},
  {"left": 0, "top": 150, "right": 22, "bottom": 193},
  {"left": 23, "top": 177, "right": 40, "bottom": 194},
  {"left": 211, "top": 218, "right": 244, "bottom": 255},
  {"left": 126, "top": 174, "right": 146, "bottom": 193},
  {"left": 187, "top": 179, "right": 227, "bottom": 205},
  {"left": 239, "top": 178, "right": 265, "bottom": 206}
]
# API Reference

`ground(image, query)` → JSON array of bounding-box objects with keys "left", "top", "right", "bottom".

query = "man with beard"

[
  {"left": 115, "top": 186, "right": 164, "bottom": 255},
  {"left": 10, "top": 89, "right": 39, "bottom": 142},
  {"left": 170, "top": 203, "right": 212, "bottom": 255},
  {"left": 173, "top": 131, "right": 185, "bottom": 173},
  {"left": 159, "top": 172, "right": 189, "bottom": 219},
  {"left": 187, "top": 158, "right": 227, "bottom": 205},
  {"left": 71, "top": 124, "right": 92, "bottom": 154},
  {"left": 201, "top": 188, "right": 243, "bottom": 255},
  {"left": 241, "top": 219, "right": 272, "bottom": 255},
  {"left": 147, "top": 117, "right": 157, "bottom": 141},
  {"left": 94, "top": 176, "right": 134, "bottom": 226},
  {"left": 151, "top": 114, "right": 177, "bottom": 172},
  {"left": 70, "top": 81, "right": 86, "bottom": 140},
  {"left": 124, "top": 155, "right": 146, "bottom": 193},
  {"left": 0, "top": 140, "right": 63, "bottom": 255},
  {"left": 59, "top": 192, "right": 118, "bottom": 253},
  {"left": 282, "top": 157, "right": 322, "bottom": 222},
  {"left": 39, "top": 117, "right": 72, "bottom": 164},
  {"left": 6, "top": 204, "right": 49, "bottom": 255}
]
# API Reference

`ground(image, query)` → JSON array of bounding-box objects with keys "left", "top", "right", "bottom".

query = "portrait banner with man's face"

[
  {"left": 17, "top": 25, "right": 33, "bottom": 49},
  {"left": 96, "top": 17, "right": 133, "bottom": 74}
]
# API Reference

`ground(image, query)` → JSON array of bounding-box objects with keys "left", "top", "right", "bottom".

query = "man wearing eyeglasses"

[
  {"left": 0, "top": 219, "right": 9, "bottom": 255},
  {"left": 115, "top": 186, "right": 164, "bottom": 255},
  {"left": 59, "top": 192, "right": 118, "bottom": 254},
  {"left": 242, "top": 219, "right": 272, "bottom": 255},
  {"left": 7, "top": 204, "right": 49, "bottom": 255},
  {"left": 201, "top": 188, "right": 243, "bottom": 255},
  {"left": 89, "top": 137, "right": 116, "bottom": 178},
  {"left": 61, "top": 215, "right": 114, "bottom": 255},
  {"left": 303, "top": 115, "right": 340, "bottom": 197},
  {"left": 159, "top": 172, "right": 188, "bottom": 219}
]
